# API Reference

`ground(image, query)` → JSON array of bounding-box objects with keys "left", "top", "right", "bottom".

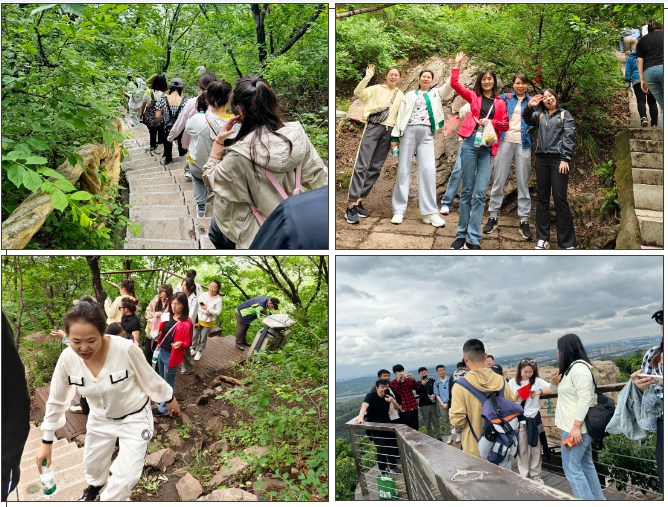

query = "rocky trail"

[{"left": 120, "top": 116, "right": 215, "bottom": 249}]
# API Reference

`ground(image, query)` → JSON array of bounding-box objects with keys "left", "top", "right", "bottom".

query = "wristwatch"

[{"left": 539, "top": 389, "right": 543, "bottom": 396}]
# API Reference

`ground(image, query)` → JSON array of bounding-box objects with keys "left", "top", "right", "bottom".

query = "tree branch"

[
  {"left": 34, "top": 11, "right": 57, "bottom": 68},
  {"left": 335, "top": 4, "right": 396, "bottom": 19},
  {"left": 272, "top": 4, "right": 325, "bottom": 58}
]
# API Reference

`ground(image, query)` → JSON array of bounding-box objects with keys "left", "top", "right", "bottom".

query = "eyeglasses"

[
  {"left": 520, "top": 359, "right": 536, "bottom": 366},
  {"left": 160, "top": 297, "right": 169, "bottom": 301},
  {"left": 653, "top": 310, "right": 663, "bottom": 326}
]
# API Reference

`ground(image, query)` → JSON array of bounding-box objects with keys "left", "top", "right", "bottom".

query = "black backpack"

[{"left": 564, "top": 360, "right": 615, "bottom": 443}]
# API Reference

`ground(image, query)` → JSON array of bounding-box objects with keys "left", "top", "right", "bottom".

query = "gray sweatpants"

[
  {"left": 488, "top": 141, "right": 532, "bottom": 220},
  {"left": 348, "top": 122, "right": 393, "bottom": 201},
  {"left": 189, "top": 161, "right": 210, "bottom": 212},
  {"left": 392, "top": 125, "right": 438, "bottom": 215}
]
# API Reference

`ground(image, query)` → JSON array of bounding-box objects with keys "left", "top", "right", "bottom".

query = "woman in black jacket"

[{"left": 523, "top": 89, "right": 576, "bottom": 250}]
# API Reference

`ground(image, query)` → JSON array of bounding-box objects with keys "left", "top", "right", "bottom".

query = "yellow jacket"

[
  {"left": 450, "top": 368, "right": 516, "bottom": 458},
  {"left": 354, "top": 71, "right": 404, "bottom": 127}
]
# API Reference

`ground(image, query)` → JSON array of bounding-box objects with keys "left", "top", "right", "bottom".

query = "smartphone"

[
  {"left": 199, "top": 302, "right": 205, "bottom": 307},
  {"left": 562, "top": 436, "right": 578, "bottom": 450},
  {"left": 638, "top": 374, "right": 664, "bottom": 386}
]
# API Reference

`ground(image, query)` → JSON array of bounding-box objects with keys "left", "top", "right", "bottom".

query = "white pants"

[
  {"left": 517, "top": 422, "right": 542, "bottom": 478},
  {"left": 488, "top": 141, "right": 532, "bottom": 219},
  {"left": 83, "top": 403, "right": 153, "bottom": 501},
  {"left": 129, "top": 107, "right": 141, "bottom": 127}
]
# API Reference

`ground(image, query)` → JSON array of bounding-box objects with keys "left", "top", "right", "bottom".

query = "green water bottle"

[{"left": 40, "top": 459, "right": 57, "bottom": 499}]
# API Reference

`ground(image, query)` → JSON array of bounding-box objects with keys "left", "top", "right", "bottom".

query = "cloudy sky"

[{"left": 336, "top": 256, "right": 663, "bottom": 379}]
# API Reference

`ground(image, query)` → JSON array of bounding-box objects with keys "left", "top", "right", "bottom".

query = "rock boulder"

[
  {"left": 197, "top": 488, "right": 257, "bottom": 501},
  {"left": 176, "top": 473, "right": 202, "bottom": 501},
  {"left": 145, "top": 447, "right": 177, "bottom": 469}
]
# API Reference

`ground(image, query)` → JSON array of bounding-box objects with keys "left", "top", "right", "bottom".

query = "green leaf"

[
  {"left": 67, "top": 152, "right": 78, "bottom": 167},
  {"left": 101, "top": 119, "right": 117, "bottom": 130},
  {"left": 5, "top": 163, "right": 25, "bottom": 188},
  {"left": 69, "top": 190, "right": 93, "bottom": 201},
  {"left": 3, "top": 151, "right": 24, "bottom": 161},
  {"left": 53, "top": 179, "right": 76, "bottom": 192},
  {"left": 51, "top": 190, "right": 68, "bottom": 211},
  {"left": 26, "top": 156, "right": 48, "bottom": 165},
  {"left": 30, "top": 4, "right": 57, "bottom": 16},
  {"left": 37, "top": 167, "right": 65, "bottom": 180},
  {"left": 41, "top": 181, "right": 56, "bottom": 194},
  {"left": 72, "top": 118, "right": 87, "bottom": 130},
  {"left": 22, "top": 170, "right": 42, "bottom": 192},
  {"left": 34, "top": 123, "right": 55, "bottom": 133},
  {"left": 80, "top": 212, "right": 91, "bottom": 227},
  {"left": 62, "top": 4, "right": 85, "bottom": 16},
  {"left": 27, "top": 137, "right": 50, "bottom": 151}
]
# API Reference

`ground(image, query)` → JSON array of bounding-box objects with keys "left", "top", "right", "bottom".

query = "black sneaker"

[
  {"left": 236, "top": 344, "right": 245, "bottom": 351},
  {"left": 356, "top": 202, "right": 370, "bottom": 218},
  {"left": 345, "top": 206, "right": 360, "bottom": 224},
  {"left": 388, "top": 466, "right": 402, "bottom": 474},
  {"left": 519, "top": 221, "right": 533, "bottom": 241},
  {"left": 482, "top": 217, "right": 498, "bottom": 234},
  {"left": 451, "top": 238, "right": 466, "bottom": 249},
  {"left": 152, "top": 407, "right": 168, "bottom": 417},
  {"left": 78, "top": 484, "right": 103, "bottom": 501},
  {"left": 641, "top": 117, "right": 649, "bottom": 127},
  {"left": 464, "top": 242, "right": 481, "bottom": 249}
]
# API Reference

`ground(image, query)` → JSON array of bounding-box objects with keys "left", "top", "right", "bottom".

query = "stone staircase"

[
  {"left": 120, "top": 118, "right": 215, "bottom": 249},
  {"left": 14, "top": 424, "right": 87, "bottom": 501}
]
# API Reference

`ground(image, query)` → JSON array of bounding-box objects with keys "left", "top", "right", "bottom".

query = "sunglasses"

[
  {"left": 653, "top": 310, "right": 663, "bottom": 326},
  {"left": 160, "top": 297, "right": 170, "bottom": 301},
  {"left": 520, "top": 359, "right": 537, "bottom": 366}
]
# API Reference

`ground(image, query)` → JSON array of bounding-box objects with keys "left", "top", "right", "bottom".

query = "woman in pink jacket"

[{"left": 450, "top": 52, "right": 509, "bottom": 250}]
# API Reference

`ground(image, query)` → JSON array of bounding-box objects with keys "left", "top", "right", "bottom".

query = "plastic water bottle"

[
  {"left": 392, "top": 147, "right": 399, "bottom": 158},
  {"left": 152, "top": 346, "right": 159, "bottom": 365},
  {"left": 40, "top": 460, "right": 56, "bottom": 499},
  {"left": 473, "top": 126, "right": 484, "bottom": 148}
]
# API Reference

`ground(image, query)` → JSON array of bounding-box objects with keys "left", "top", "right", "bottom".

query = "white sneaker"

[
  {"left": 184, "top": 170, "right": 192, "bottom": 180},
  {"left": 533, "top": 477, "right": 544, "bottom": 485},
  {"left": 566, "top": 246, "right": 575, "bottom": 250},
  {"left": 440, "top": 205, "right": 449, "bottom": 215},
  {"left": 423, "top": 213, "right": 445, "bottom": 227},
  {"left": 194, "top": 351, "right": 202, "bottom": 361},
  {"left": 391, "top": 213, "right": 404, "bottom": 224},
  {"left": 535, "top": 240, "right": 550, "bottom": 250},
  {"left": 197, "top": 207, "right": 206, "bottom": 219},
  {"left": 445, "top": 436, "right": 452, "bottom": 444},
  {"left": 190, "top": 347, "right": 196, "bottom": 355},
  {"left": 455, "top": 433, "right": 461, "bottom": 443}
]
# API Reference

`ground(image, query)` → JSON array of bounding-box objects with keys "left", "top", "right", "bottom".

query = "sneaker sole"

[
  {"left": 346, "top": 218, "right": 360, "bottom": 224},
  {"left": 483, "top": 224, "right": 498, "bottom": 234},
  {"left": 519, "top": 229, "right": 533, "bottom": 241},
  {"left": 641, "top": 120, "right": 649, "bottom": 127},
  {"left": 357, "top": 214, "right": 369, "bottom": 219},
  {"left": 423, "top": 219, "right": 445, "bottom": 228}
]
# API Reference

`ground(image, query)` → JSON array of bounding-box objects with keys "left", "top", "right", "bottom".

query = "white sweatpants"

[
  {"left": 83, "top": 403, "right": 153, "bottom": 501},
  {"left": 129, "top": 107, "right": 141, "bottom": 127}
]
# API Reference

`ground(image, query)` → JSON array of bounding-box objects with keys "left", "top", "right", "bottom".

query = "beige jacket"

[
  {"left": 202, "top": 122, "right": 328, "bottom": 248},
  {"left": 354, "top": 72, "right": 404, "bottom": 126},
  {"left": 104, "top": 295, "right": 140, "bottom": 325}
]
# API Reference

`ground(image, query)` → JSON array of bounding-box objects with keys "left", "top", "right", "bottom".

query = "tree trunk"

[
  {"left": 124, "top": 258, "right": 133, "bottom": 277},
  {"left": 86, "top": 256, "right": 107, "bottom": 308},
  {"left": 335, "top": 4, "right": 396, "bottom": 19},
  {"left": 15, "top": 256, "right": 24, "bottom": 350},
  {"left": 246, "top": 256, "right": 304, "bottom": 309},
  {"left": 272, "top": 4, "right": 326, "bottom": 58},
  {"left": 250, "top": 4, "right": 269, "bottom": 64}
]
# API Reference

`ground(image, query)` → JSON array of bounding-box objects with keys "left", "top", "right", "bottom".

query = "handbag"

[{"left": 367, "top": 90, "right": 399, "bottom": 124}]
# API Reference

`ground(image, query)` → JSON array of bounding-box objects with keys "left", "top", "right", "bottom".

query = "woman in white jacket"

[
  {"left": 35, "top": 302, "right": 180, "bottom": 501},
  {"left": 191, "top": 280, "right": 223, "bottom": 361},
  {"left": 389, "top": 70, "right": 452, "bottom": 227},
  {"left": 185, "top": 80, "right": 235, "bottom": 218}
]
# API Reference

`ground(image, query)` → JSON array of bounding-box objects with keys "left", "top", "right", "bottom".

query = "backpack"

[
  {"left": 163, "top": 97, "right": 185, "bottom": 138},
  {"left": 563, "top": 360, "right": 615, "bottom": 443},
  {"left": 456, "top": 377, "right": 524, "bottom": 465}
]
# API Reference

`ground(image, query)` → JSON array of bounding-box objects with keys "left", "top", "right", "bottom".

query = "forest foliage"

[{"left": 1, "top": 4, "right": 327, "bottom": 248}]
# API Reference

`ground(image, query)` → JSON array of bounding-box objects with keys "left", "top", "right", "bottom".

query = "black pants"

[
  {"left": 208, "top": 217, "right": 237, "bottom": 249},
  {"left": 658, "top": 416, "right": 663, "bottom": 492},
  {"left": 163, "top": 130, "right": 186, "bottom": 163},
  {"left": 143, "top": 337, "right": 157, "bottom": 365},
  {"left": 148, "top": 125, "right": 165, "bottom": 150},
  {"left": 348, "top": 123, "right": 393, "bottom": 201},
  {"left": 535, "top": 155, "right": 576, "bottom": 248},
  {"left": 366, "top": 429, "right": 399, "bottom": 471},
  {"left": 399, "top": 409, "right": 419, "bottom": 431},
  {"left": 633, "top": 82, "right": 659, "bottom": 126}
]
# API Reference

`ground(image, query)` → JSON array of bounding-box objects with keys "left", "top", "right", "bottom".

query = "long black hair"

[
  {"left": 63, "top": 302, "right": 107, "bottom": 336},
  {"left": 151, "top": 75, "right": 168, "bottom": 93},
  {"left": 169, "top": 292, "right": 190, "bottom": 322},
  {"left": 195, "top": 72, "right": 218, "bottom": 112},
  {"left": 472, "top": 70, "right": 498, "bottom": 97},
  {"left": 230, "top": 75, "right": 292, "bottom": 170},
  {"left": 537, "top": 88, "right": 560, "bottom": 115},
  {"left": 557, "top": 334, "right": 592, "bottom": 376}
]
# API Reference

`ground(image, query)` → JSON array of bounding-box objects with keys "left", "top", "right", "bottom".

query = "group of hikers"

[
  {"left": 25, "top": 269, "right": 280, "bottom": 501},
  {"left": 124, "top": 68, "right": 328, "bottom": 249},
  {"left": 346, "top": 20, "right": 663, "bottom": 250},
  {"left": 354, "top": 303, "right": 663, "bottom": 500}
]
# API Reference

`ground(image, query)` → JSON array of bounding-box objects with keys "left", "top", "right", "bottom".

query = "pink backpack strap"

[
  {"left": 251, "top": 165, "right": 303, "bottom": 225},
  {"left": 250, "top": 204, "right": 265, "bottom": 226},
  {"left": 260, "top": 168, "right": 289, "bottom": 199},
  {"left": 293, "top": 165, "right": 302, "bottom": 195}
]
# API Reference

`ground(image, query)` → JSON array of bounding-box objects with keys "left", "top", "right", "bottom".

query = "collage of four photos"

[{"left": 0, "top": 1, "right": 665, "bottom": 503}]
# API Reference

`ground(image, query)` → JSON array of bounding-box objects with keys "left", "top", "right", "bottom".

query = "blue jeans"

[
  {"left": 456, "top": 134, "right": 493, "bottom": 245},
  {"left": 440, "top": 144, "right": 463, "bottom": 208},
  {"left": 157, "top": 348, "right": 177, "bottom": 414},
  {"left": 643, "top": 65, "right": 663, "bottom": 122},
  {"left": 560, "top": 431, "right": 605, "bottom": 500}
]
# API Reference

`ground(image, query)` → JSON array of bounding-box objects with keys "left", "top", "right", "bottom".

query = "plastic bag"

[{"left": 482, "top": 120, "right": 496, "bottom": 147}]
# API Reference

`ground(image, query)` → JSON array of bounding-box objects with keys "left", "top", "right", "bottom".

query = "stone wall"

[{"left": 1, "top": 120, "right": 123, "bottom": 249}]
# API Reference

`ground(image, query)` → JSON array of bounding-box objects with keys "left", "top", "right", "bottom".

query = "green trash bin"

[{"left": 377, "top": 473, "right": 398, "bottom": 500}]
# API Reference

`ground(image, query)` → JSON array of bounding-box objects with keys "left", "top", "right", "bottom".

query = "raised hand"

[
  {"left": 528, "top": 94, "right": 543, "bottom": 108},
  {"left": 454, "top": 52, "right": 467, "bottom": 65},
  {"left": 366, "top": 64, "right": 376, "bottom": 77}
]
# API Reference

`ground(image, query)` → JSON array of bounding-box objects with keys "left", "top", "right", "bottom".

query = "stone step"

[
  {"left": 129, "top": 205, "right": 191, "bottom": 220},
  {"left": 129, "top": 192, "right": 182, "bottom": 207},
  {"left": 633, "top": 184, "right": 664, "bottom": 211},
  {"left": 629, "top": 128, "right": 663, "bottom": 141},
  {"left": 126, "top": 176, "right": 175, "bottom": 187},
  {"left": 635, "top": 209, "right": 663, "bottom": 247},
  {"left": 22, "top": 437, "right": 69, "bottom": 458},
  {"left": 200, "top": 236, "right": 216, "bottom": 249},
  {"left": 189, "top": 204, "right": 214, "bottom": 218},
  {"left": 129, "top": 217, "right": 195, "bottom": 241},
  {"left": 124, "top": 238, "right": 197, "bottom": 249},
  {"left": 121, "top": 159, "right": 158, "bottom": 171},
  {"left": 629, "top": 139, "right": 663, "bottom": 153},
  {"left": 19, "top": 453, "right": 88, "bottom": 501},
  {"left": 129, "top": 183, "right": 180, "bottom": 195},
  {"left": 633, "top": 168, "right": 663, "bottom": 185},
  {"left": 126, "top": 169, "right": 168, "bottom": 181},
  {"left": 631, "top": 151, "right": 662, "bottom": 169},
  {"left": 641, "top": 245, "right": 661, "bottom": 249},
  {"left": 20, "top": 442, "right": 82, "bottom": 484},
  {"left": 178, "top": 181, "right": 194, "bottom": 192}
]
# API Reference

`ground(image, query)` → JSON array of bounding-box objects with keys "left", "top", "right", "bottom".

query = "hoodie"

[
  {"left": 625, "top": 51, "right": 641, "bottom": 86},
  {"left": 202, "top": 122, "right": 328, "bottom": 248},
  {"left": 450, "top": 367, "right": 516, "bottom": 458}
]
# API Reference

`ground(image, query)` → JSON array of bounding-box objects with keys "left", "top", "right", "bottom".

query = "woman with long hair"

[
  {"left": 156, "top": 78, "right": 188, "bottom": 165},
  {"left": 185, "top": 80, "right": 234, "bottom": 218},
  {"left": 523, "top": 89, "right": 576, "bottom": 249},
  {"left": 550, "top": 334, "right": 605, "bottom": 500},
  {"left": 104, "top": 279, "right": 140, "bottom": 325},
  {"left": 35, "top": 302, "right": 180, "bottom": 501},
  {"left": 153, "top": 292, "right": 192, "bottom": 417},
  {"left": 202, "top": 75, "right": 328, "bottom": 249},
  {"left": 140, "top": 74, "right": 168, "bottom": 154},
  {"left": 143, "top": 284, "right": 173, "bottom": 365},
  {"left": 389, "top": 69, "right": 451, "bottom": 228},
  {"left": 449, "top": 52, "right": 509, "bottom": 249},
  {"left": 178, "top": 278, "right": 198, "bottom": 375},
  {"left": 346, "top": 65, "right": 404, "bottom": 224},
  {"left": 508, "top": 358, "right": 551, "bottom": 483}
]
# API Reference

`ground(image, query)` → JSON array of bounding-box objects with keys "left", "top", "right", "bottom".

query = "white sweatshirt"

[
  {"left": 197, "top": 293, "right": 222, "bottom": 324},
  {"left": 553, "top": 360, "right": 597, "bottom": 433},
  {"left": 41, "top": 336, "right": 173, "bottom": 441}
]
